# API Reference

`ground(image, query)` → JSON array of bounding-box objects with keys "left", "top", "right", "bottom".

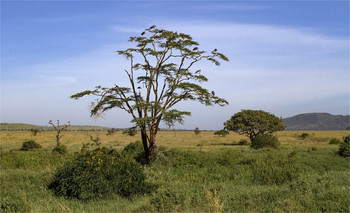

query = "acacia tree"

[
  {"left": 71, "top": 26, "right": 229, "bottom": 160},
  {"left": 224, "top": 110, "right": 285, "bottom": 141}
]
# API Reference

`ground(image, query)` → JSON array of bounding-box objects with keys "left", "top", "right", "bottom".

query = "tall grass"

[{"left": 1, "top": 131, "right": 349, "bottom": 212}]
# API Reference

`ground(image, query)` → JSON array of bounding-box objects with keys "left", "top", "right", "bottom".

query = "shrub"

[
  {"left": 0, "top": 192, "right": 30, "bottom": 213},
  {"left": 20, "top": 140, "right": 42, "bottom": 151},
  {"left": 329, "top": 138, "right": 341, "bottom": 144},
  {"left": 251, "top": 154, "right": 299, "bottom": 185},
  {"left": 106, "top": 128, "right": 118, "bottom": 135},
  {"left": 214, "top": 130, "right": 229, "bottom": 137},
  {"left": 145, "top": 189, "right": 186, "bottom": 212},
  {"left": 122, "top": 141, "right": 148, "bottom": 165},
  {"left": 52, "top": 145, "right": 68, "bottom": 155},
  {"left": 299, "top": 133, "right": 310, "bottom": 140},
  {"left": 238, "top": 139, "right": 249, "bottom": 145},
  {"left": 48, "top": 147, "right": 155, "bottom": 200},
  {"left": 122, "top": 128, "right": 137, "bottom": 136},
  {"left": 250, "top": 134, "right": 280, "bottom": 149},
  {"left": 337, "top": 135, "right": 349, "bottom": 157}
]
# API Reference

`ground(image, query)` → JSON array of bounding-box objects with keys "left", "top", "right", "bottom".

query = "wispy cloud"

[{"left": 197, "top": 3, "right": 270, "bottom": 11}]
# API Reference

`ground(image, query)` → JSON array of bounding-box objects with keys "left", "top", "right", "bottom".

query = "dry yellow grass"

[{"left": 0, "top": 130, "right": 348, "bottom": 152}]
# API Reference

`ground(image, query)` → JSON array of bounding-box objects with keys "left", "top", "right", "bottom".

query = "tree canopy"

[
  {"left": 224, "top": 110, "right": 285, "bottom": 141},
  {"left": 71, "top": 25, "right": 229, "bottom": 160}
]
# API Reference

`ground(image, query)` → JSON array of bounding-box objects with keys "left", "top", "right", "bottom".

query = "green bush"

[
  {"left": 329, "top": 138, "right": 341, "bottom": 144},
  {"left": 52, "top": 145, "right": 68, "bottom": 155},
  {"left": 214, "top": 130, "right": 229, "bottom": 137},
  {"left": 122, "top": 141, "right": 148, "bottom": 165},
  {"left": 299, "top": 133, "right": 310, "bottom": 140},
  {"left": 0, "top": 191, "right": 30, "bottom": 213},
  {"left": 337, "top": 135, "right": 349, "bottom": 157},
  {"left": 238, "top": 139, "right": 249, "bottom": 145},
  {"left": 48, "top": 147, "right": 155, "bottom": 200},
  {"left": 251, "top": 154, "right": 299, "bottom": 185},
  {"left": 250, "top": 134, "right": 280, "bottom": 149},
  {"left": 145, "top": 189, "right": 186, "bottom": 212},
  {"left": 20, "top": 140, "right": 42, "bottom": 151}
]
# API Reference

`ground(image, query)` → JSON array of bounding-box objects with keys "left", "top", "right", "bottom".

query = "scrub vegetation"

[{"left": 0, "top": 130, "right": 349, "bottom": 212}]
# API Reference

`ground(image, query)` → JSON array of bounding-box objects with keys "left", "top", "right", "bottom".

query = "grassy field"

[
  {"left": 1, "top": 130, "right": 349, "bottom": 212},
  {"left": 1, "top": 130, "right": 348, "bottom": 152}
]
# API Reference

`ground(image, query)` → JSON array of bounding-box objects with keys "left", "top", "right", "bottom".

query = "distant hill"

[
  {"left": 283, "top": 113, "right": 350, "bottom": 130},
  {"left": 0, "top": 123, "right": 112, "bottom": 131}
]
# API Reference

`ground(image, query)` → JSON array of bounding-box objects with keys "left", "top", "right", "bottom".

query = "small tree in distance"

[
  {"left": 194, "top": 127, "right": 201, "bottom": 135},
  {"left": 224, "top": 110, "right": 285, "bottom": 141},
  {"left": 71, "top": 25, "right": 229, "bottom": 161},
  {"left": 49, "top": 120, "right": 71, "bottom": 146},
  {"left": 30, "top": 128, "right": 40, "bottom": 136}
]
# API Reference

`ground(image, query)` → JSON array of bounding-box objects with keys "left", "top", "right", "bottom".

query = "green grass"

[{"left": 1, "top": 131, "right": 349, "bottom": 212}]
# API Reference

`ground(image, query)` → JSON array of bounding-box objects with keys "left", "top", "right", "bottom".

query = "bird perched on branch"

[{"left": 193, "top": 47, "right": 198, "bottom": 51}]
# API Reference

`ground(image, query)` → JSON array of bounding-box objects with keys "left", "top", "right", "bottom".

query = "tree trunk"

[
  {"left": 140, "top": 128, "right": 149, "bottom": 158},
  {"left": 148, "top": 126, "right": 158, "bottom": 161},
  {"left": 56, "top": 134, "right": 60, "bottom": 146}
]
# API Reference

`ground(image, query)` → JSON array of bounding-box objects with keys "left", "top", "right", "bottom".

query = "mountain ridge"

[{"left": 283, "top": 113, "right": 350, "bottom": 130}]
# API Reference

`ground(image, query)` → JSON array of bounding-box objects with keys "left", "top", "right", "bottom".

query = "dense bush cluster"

[
  {"left": 338, "top": 135, "right": 349, "bottom": 157},
  {"left": 20, "top": 140, "right": 42, "bottom": 151},
  {"left": 329, "top": 138, "right": 341, "bottom": 144},
  {"left": 48, "top": 147, "right": 154, "bottom": 200},
  {"left": 250, "top": 134, "right": 280, "bottom": 149},
  {"left": 52, "top": 145, "right": 68, "bottom": 155},
  {"left": 298, "top": 133, "right": 310, "bottom": 140}
]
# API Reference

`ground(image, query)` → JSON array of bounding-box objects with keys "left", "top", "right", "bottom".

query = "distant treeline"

[{"left": 0, "top": 123, "right": 113, "bottom": 132}]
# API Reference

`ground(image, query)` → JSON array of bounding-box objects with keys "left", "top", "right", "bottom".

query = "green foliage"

[
  {"left": 20, "top": 140, "right": 42, "bottom": 151},
  {"left": 1, "top": 143, "right": 349, "bottom": 212},
  {"left": 214, "top": 129, "right": 229, "bottom": 137},
  {"left": 48, "top": 147, "right": 155, "bottom": 200},
  {"left": 145, "top": 189, "right": 186, "bottom": 212},
  {"left": 329, "top": 138, "right": 341, "bottom": 144},
  {"left": 52, "top": 145, "right": 68, "bottom": 155},
  {"left": 238, "top": 139, "right": 249, "bottom": 145},
  {"left": 70, "top": 26, "right": 229, "bottom": 160},
  {"left": 250, "top": 134, "right": 280, "bottom": 149},
  {"left": 122, "top": 141, "right": 148, "bottom": 164},
  {"left": 337, "top": 135, "right": 349, "bottom": 157},
  {"left": 0, "top": 191, "right": 30, "bottom": 213},
  {"left": 299, "top": 132, "right": 310, "bottom": 140},
  {"left": 224, "top": 109, "right": 285, "bottom": 140},
  {"left": 122, "top": 128, "right": 137, "bottom": 136},
  {"left": 251, "top": 154, "right": 299, "bottom": 185}
]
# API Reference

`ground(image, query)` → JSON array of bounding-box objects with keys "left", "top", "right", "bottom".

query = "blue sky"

[{"left": 1, "top": 1, "right": 349, "bottom": 130}]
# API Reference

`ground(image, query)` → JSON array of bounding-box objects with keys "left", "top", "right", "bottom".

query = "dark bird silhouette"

[
  {"left": 193, "top": 47, "right": 198, "bottom": 51},
  {"left": 214, "top": 49, "right": 217, "bottom": 52},
  {"left": 211, "top": 91, "right": 215, "bottom": 96},
  {"left": 141, "top": 31, "right": 146, "bottom": 35}
]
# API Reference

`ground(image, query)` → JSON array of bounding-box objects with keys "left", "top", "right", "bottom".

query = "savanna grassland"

[{"left": 1, "top": 130, "right": 349, "bottom": 212}]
